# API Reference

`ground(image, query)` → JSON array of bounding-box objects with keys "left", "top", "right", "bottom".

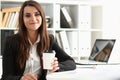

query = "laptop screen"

[{"left": 89, "top": 39, "right": 116, "bottom": 62}]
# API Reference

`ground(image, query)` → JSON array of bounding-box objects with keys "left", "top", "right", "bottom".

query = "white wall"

[{"left": 103, "top": 0, "right": 120, "bottom": 63}]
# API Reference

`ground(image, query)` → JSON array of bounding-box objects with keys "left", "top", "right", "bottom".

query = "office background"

[{"left": 1, "top": 0, "right": 120, "bottom": 79}]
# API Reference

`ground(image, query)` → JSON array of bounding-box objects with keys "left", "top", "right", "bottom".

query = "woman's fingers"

[
  {"left": 49, "top": 57, "right": 60, "bottom": 73},
  {"left": 20, "top": 73, "right": 38, "bottom": 80}
]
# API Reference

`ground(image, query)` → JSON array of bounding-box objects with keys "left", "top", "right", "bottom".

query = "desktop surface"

[{"left": 47, "top": 64, "right": 120, "bottom": 80}]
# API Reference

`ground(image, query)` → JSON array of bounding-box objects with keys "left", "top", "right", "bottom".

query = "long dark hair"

[{"left": 17, "top": 0, "right": 50, "bottom": 69}]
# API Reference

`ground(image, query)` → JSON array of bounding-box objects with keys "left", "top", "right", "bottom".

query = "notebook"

[{"left": 77, "top": 39, "right": 116, "bottom": 65}]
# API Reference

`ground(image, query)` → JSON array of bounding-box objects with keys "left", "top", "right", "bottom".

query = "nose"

[{"left": 31, "top": 15, "right": 36, "bottom": 21}]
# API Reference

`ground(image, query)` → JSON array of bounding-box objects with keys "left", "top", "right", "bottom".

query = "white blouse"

[{"left": 24, "top": 35, "right": 41, "bottom": 75}]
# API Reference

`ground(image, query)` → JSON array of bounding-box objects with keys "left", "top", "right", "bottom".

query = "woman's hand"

[
  {"left": 49, "top": 57, "right": 59, "bottom": 73},
  {"left": 20, "top": 73, "right": 38, "bottom": 80}
]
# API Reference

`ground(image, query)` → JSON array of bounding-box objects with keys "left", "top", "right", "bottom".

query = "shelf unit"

[{"left": 0, "top": 0, "right": 103, "bottom": 63}]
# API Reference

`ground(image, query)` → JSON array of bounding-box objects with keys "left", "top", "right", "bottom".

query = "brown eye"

[
  {"left": 36, "top": 14, "right": 40, "bottom": 16},
  {"left": 35, "top": 12, "right": 40, "bottom": 16},
  {"left": 25, "top": 14, "right": 31, "bottom": 17}
]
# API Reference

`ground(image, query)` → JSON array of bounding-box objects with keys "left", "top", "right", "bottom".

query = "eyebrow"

[
  {"left": 24, "top": 11, "right": 40, "bottom": 15},
  {"left": 25, "top": 11, "right": 39, "bottom": 13}
]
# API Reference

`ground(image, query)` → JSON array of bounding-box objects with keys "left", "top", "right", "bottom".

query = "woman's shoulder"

[
  {"left": 6, "top": 33, "right": 20, "bottom": 42},
  {"left": 49, "top": 34, "right": 56, "bottom": 42},
  {"left": 49, "top": 34, "right": 56, "bottom": 45},
  {"left": 4, "top": 33, "right": 21, "bottom": 50},
  {"left": 49, "top": 34, "right": 54, "bottom": 39}
]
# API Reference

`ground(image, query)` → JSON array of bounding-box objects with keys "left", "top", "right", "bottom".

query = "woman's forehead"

[{"left": 24, "top": 6, "right": 39, "bottom": 14}]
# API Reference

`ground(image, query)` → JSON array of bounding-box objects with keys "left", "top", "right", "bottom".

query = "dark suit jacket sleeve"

[
  {"left": 49, "top": 34, "right": 76, "bottom": 71},
  {"left": 1, "top": 36, "right": 22, "bottom": 80}
]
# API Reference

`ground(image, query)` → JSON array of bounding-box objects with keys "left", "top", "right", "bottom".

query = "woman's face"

[{"left": 23, "top": 6, "right": 42, "bottom": 32}]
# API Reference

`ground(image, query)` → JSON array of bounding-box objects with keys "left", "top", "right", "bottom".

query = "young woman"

[{"left": 1, "top": 0, "right": 76, "bottom": 80}]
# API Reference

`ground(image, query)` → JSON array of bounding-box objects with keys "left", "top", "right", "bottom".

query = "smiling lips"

[
  {"left": 30, "top": 22, "right": 38, "bottom": 24},
  {"left": 30, "top": 22, "right": 39, "bottom": 26}
]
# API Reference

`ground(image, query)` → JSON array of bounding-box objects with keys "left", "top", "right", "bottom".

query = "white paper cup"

[{"left": 43, "top": 50, "right": 55, "bottom": 69}]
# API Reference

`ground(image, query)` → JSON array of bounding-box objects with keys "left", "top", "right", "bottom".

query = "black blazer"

[{"left": 1, "top": 34, "right": 76, "bottom": 80}]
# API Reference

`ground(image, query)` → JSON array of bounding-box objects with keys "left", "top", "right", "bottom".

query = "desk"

[{"left": 47, "top": 64, "right": 120, "bottom": 80}]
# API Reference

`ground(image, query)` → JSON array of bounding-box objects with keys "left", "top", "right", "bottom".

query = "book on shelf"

[
  {"left": 2, "top": 12, "right": 9, "bottom": 27},
  {"left": 77, "top": 5, "right": 91, "bottom": 29},
  {"left": 55, "top": 32, "right": 62, "bottom": 48},
  {"left": 60, "top": 7, "right": 73, "bottom": 28},
  {"left": 79, "top": 32, "right": 91, "bottom": 58},
  {"left": 1, "top": 7, "right": 20, "bottom": 28},
  {"left": 12, "top": 12, "right": 19, "bottom": 28},
  {"left": 53, "top": 4, "right": 60, "bottom": 29},
  {"left": 59, "top": 31, "right": 71, "bottom": 55},
  {"left": 7, "top": 12, "right": 15, "bottom": 28},
  {"left": 66, "top": 31, "right": 79, "bottom": 57},
  {"left": 5, "top": 12, "right": 12, "bottom": 28}
]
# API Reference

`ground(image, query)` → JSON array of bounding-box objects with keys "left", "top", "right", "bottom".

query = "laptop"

[{"left": 77, "top": 39, "right": 116, "bottom": 65}]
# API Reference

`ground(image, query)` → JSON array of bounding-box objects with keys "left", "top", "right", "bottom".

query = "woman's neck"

[{"left": 28, "top": 31, "right": 38, "bottom": 44}]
